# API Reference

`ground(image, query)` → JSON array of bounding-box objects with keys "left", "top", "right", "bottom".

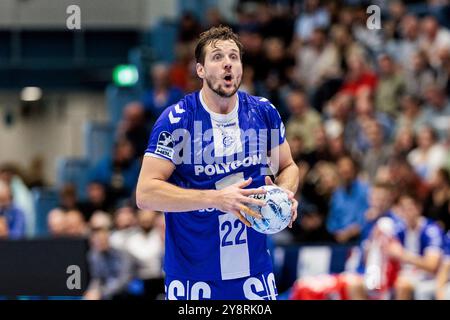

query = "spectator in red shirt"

[{"left": 340, "top": 52, "right": 378, "bottom": 97}]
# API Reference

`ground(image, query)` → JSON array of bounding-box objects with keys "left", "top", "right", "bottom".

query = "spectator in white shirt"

[
  {"left": 407, "top": 126, "right": 447, "bottom": 182},
  {"left": 396, "top": 14, "right": 421, "bottom": 71},
  {"left": 125, "top": 210, "right": 165, "bottom": 300},
  {"left": 110, "top": 205, "right": 139, "bottom": 251},
  {"left": 419, "top": 15, "right": 450, "bottom": 68},
  {"left": 294, "top": 0, "right": 330, "bottom": 43},
  {"left": 419, "top": 84, "right": 450, "bottom": 140}
]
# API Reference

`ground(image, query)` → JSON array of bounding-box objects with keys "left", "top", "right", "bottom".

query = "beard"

[{"left": 205, "top": 76, "right": 241, "bottom": 98}]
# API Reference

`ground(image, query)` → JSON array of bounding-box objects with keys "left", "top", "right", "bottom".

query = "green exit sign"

[{"left": 113, "top": 64, "right": 139, "bottom": 87}]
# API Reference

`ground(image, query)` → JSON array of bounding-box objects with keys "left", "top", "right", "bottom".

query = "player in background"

[
  {"left": 136, "top": 26, "right": 299, "bottom": 300},
  {"left": 290, "top": 183, "right": 405, "bottom": 300},
  {"left": 336, "top": 182, "right": 405, "bottom": 300},
  {"left": 415, "top": 230, "right": 450, "bottom": 300},
  {"left": 387, "top": 193, "right": 443, "bottom": 300}
]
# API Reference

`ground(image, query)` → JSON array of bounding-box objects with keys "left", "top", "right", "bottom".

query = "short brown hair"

[
  {"left": 372, "top": 181, "right": 395, "bottom": 193},
  {"left": 194, "top": 25, "right": 243, "bottom": 65},
  {"left": 398, "top": 191, "right": 422, "bottom": 206}
]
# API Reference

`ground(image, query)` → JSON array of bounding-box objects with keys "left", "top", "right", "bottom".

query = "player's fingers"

[
  {"left": 265, "top": 176, "right": 274, "bottom": 185},
  {"left": 240, "top": 196, "right": 266, "bottom": 208},
  {"left": 232, "top": 210, "right": 252, "bottom": 227},
  {"left": 237, "top": 177, "right": 252, "bottom": 188},
  {"left": 241, "top": 188, "right": 266, "bottom": 196},
  {"left": 284, "top": 189, "right": 294, "bottom": 200},
  {"left": 291, "top": 198, "right": 298, "bottom": 214},
  {"left": 239, "top": 204, "right": 262, "bottom": 219},
  {"left": 289, "top": 200, "right": 298, "bottom": 228},
  {"left": 289, "top": 209, "right": 298, "bottom": 228}
]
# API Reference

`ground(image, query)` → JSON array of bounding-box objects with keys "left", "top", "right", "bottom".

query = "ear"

[{"left": 196, "top": 62, "right": 205, "bottom": 79}]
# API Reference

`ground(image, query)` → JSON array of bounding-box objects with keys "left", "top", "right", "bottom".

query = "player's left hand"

[{"left": 265, "top": 176, "right": 298, "bottom": 228}]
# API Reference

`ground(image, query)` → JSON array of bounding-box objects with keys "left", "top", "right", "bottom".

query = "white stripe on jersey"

[{"left": 218, "top": 213, "right": 251, "bottom": 280}]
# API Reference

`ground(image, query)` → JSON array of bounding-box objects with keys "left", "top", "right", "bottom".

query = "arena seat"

[
  {"left": 83, "top": 121, "right": 115, "bottom": 166},
  {"left": 128, "top": 46, "right": 155, "bottom": 91},
  {"left": 105, "top": 84, "right": 142, "bottom": 126},
  {"left": 56, "top": 157, "right": 91, "bottom": 201},
  {"left": 31, "top": 187, "right": 59, "bottom": 236},
  {"left": 0, "top": 31, "right": 10, "bottom": 67},
  {"left": 147, "top": 19, "right": 178, "bottom": 63}
]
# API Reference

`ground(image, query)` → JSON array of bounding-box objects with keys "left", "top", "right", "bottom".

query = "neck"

[
  {"left": 344, "top": 179, "right": 354, "bottom": 189},
  {"left": 201, "top": 86, "right": 237, "bottom": 114},
  {"left": 295, "top": 110, "right": 306, "bottom": 118},
  {"left": 314, "top": 44, "right": 324, "bottom": 52},
  {"left": 408, "top": 109, "right": 419, "bottom": 118},
  {"left": 155, "top": 83, "right": 168, "bottom": 91},
  {"left": 420, "top": 145, "right": 432, "bottom": 151},
  {"left": 372, "top": 142, "right": 382, "bottom": 150},
  {"left": 410, "top": 217, "right": 422, "bottom": 231}
]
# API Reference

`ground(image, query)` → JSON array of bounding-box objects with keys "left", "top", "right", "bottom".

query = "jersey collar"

[{"left": 199, "top": 90, "right": 239, "bottom": 123}]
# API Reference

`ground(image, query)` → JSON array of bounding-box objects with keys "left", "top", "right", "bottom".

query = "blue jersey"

[
  {"left": 444, "top": 231, "right": 450, "bottom": 259},
  {"left": 356, "top": 211, "right": 406, "bottom": 274},
  {"left": 403, "top": 218, "right": 443, "bottom": 256},
  {"left": 360, "top": 211, "right": 406, "bottom": 246},
  {"left": 145, "top": 90, "right": 285, "bottom": 281},
  {"left": 165, "top": 270, "right": 278, "bottom": 300}
]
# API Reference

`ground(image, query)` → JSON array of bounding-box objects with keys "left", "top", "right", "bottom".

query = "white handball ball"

[{"left": 242, "top": 185, "right": 293, "bottom": 234}]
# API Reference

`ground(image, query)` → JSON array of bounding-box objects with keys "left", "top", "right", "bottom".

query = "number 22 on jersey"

[{"left": 216, "top": 172, "right": 251, "bottom": 280}]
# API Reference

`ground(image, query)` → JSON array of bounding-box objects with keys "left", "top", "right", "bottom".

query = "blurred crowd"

[{"left": 1, "top": 0, "right": 450, "bottom": 300}]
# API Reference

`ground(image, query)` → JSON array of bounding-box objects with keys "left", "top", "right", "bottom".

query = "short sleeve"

[
  {"left": 145, "top": 102, "right": 187, "bottom": 164},
  {"left": 393, "top": 219, "right": 406, "bottom": 244},
  {"left": 424, "top": 223, "right": 443, "bottom": 252},
  {"left": 444, "top": 232, "right": 450, "bottom": 258}
]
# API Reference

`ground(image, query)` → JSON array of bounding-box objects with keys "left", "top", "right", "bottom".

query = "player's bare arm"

[
  {"left": 136, "top": 155, "right": 265, "bottom": 226},
  {"left": 435, "top": 259, "right": 450, "bottom": 300},
  {"left": 402, "top": 250, "right": 442, "bottom": 274},
  {"left": 265, "top": 140, "right": 299, "bottom": 228},
  {"left": 388, "top": 242, "right": 442, "bottom": 274}
]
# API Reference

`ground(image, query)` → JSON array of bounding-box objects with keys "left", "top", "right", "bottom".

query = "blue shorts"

[{"left": 165, "top": 270, "right": 278, "bottom": 300}]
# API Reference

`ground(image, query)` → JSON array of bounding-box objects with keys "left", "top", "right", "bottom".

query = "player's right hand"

[
  {"left": 386, "top": 240, "right": 404, "bottom": 261},
  {"left": 213, "top": 177, "right": 266, "bottom": 227}
]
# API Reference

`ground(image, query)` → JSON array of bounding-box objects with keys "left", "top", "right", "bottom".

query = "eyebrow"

[{"left": 210, "top": 48, "right": 239, "bottom": 54}]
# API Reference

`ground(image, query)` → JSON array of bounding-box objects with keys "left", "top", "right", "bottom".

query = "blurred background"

[{"left": 0, "top": 0, "right": 449, "bottom": 300}]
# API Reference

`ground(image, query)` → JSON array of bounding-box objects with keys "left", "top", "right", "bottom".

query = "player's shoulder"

[
  {"left": 444, "top": 231, "right": 450, "bottom": 249},
  {"left": 239, "top": 91, "right": 277, "bottom": 112},
  {"left": 239, "top": 92, "right": 282, "bottom": 127},
  {"left": 424, "top": 218, "right": 442, "bottom": 231},
  {"left": 387, "top": 212, "right": 406, "bottom": 228},
  {"left": 423, "top": 218, "right": 443, "bottom": 239},
  {"left": 161, "top": 92, "right": 195, "bottom": 115},
  {"left": 444, "top": 231, "right": 450, "bottom": 244},
  {"left": 155, "top": 92, "right": 198, "bottom": 127}
]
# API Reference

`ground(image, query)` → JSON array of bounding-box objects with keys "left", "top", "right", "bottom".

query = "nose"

[{"left": 224, "top": 57, "right": 232, "bottom": 70}]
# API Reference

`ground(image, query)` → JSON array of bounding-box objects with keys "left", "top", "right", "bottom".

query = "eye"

[
  {"left": 213, "top": 54, "right": 222, "bottom": 61},
  {"left": 230, "top": 54, "right": 238, "bottom": 60}
]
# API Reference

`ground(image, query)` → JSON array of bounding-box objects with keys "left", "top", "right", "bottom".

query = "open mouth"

[{"left": 224, "top": 75, "right": 233, "bottom": 85}]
